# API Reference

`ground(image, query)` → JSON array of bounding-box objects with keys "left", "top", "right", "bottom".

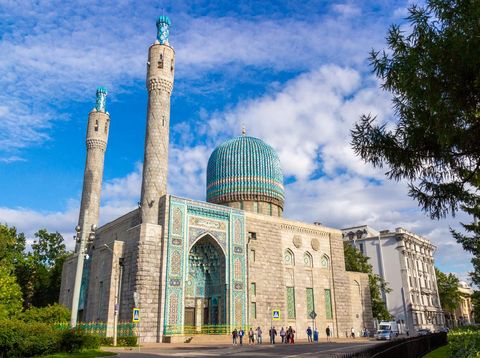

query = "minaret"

[
  {"left": 139, "top": 16, "right": 175, "bottom": 224},
  {"left": 70, "top": 88, "right": 110, "bottom": 326}
]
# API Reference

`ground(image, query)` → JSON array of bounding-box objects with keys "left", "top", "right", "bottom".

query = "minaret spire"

[
  {"left": 140, "top": 16, "right": 175, "bottom": 224},
  {"left": 70, "top": 87, "right": 110, "bottom": 327}
]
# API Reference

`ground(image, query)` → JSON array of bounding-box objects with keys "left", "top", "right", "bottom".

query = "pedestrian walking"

[
  {"left": 351, "top": 327, "right": 355, "bottom": 338},
  {"left": 326, "top": 326, "right": 331, "bottom": 342},
  {"left": 256, "top": 326, "right": 263, "bottom": 344},
  {"left": 232, "top": 328, "right": 238, "bottom": 345},
  {"left": 306, "top": 326, "right": 313, "bottom": 342},
  {"left": 239, "top": 328, "right": 244, "bottom": 345},
  {"left": 289, "top": 326, "right": 295, "bottom": 344},
  {"left": 280, "top": 327, "right": 286, "bottom": 343},
  {"left": 249, "top": 328, "right": 254, "bottom": 344},
  {"left": 269, "top": 326, "right": 277, "bottom": 344}
]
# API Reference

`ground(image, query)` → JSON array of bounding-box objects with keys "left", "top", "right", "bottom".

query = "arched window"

[
  {"left": 303, "top": 252, "right": 313, "bottom": 267},
  {"left": 284, "top": 249, "right": 294, "bottom": 266},
  {"left": 321, "top": 254, "right": 330, "bottom": 269}
]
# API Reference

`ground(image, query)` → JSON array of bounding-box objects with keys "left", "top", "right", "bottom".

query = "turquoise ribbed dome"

[{"left": 206, "top": 136, "right": 284, "bottom": 209}]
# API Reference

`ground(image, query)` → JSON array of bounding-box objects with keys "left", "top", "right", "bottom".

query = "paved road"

[{"left": 108, "top": 341, "right": 384, "bottom": 358}]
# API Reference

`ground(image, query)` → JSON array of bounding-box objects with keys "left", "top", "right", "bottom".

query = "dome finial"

[
  {"left": 156, "top": 15, "right": 171, "bottom": 44},
  {"left": 241, "top": 124, "right": 246, "bottom": 136},
  {"left": 95, "top": 87, "right": 108, "bottom": 113}
]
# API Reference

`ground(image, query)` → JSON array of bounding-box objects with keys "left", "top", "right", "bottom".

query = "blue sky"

[{"left": 0, "top": 0, "right": 472, "bottom": 281}]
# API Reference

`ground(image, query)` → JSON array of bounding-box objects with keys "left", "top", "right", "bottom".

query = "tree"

[
  {"left": 350, "top": 1, "right": 480, "bottom": 283},
  {"left": 472, "top": 291, "right": 480, "bottom": 323},
  {"left": 0, "top": 265, "right": 23, "bottom": 319},
  {"left": 344, "top": 242, "right": 392, "bottom": 321},
  {"left": 0, "top": 224, "right": 26, "bottom": 269},
  {"left": 435, "top": 267, "right": 461, "bottom": 313}
]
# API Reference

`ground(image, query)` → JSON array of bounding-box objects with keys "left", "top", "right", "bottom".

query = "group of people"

[
  {"left": 346, "top": 327, "right": 369, "bottom": 338},
  {"left": 232, "top": 325, "right": 333, "bottom": 345}
]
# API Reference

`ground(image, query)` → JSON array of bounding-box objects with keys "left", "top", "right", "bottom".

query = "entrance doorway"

[{"left": 185, "top": 235, "right": 226, "bottom": 328}]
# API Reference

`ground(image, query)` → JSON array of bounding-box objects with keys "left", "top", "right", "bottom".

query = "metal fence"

[
  {"left": 164, "top": 324, "right": 253, "bottom": 336},
  {"left": 336, "top": 332, "right": 448, "bottom": 358},
  {"left": 53, "top": 321, "right": 136, "bottom": 337}
]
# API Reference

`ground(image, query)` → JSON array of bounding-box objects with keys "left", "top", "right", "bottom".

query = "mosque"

[{"left": 59, "top": 16, "right": 374, "bottom": 342}]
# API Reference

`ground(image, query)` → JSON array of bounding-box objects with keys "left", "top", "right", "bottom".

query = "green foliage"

[
  {"left": 0, "top": 223, "right": 71, "bottom": 308},
  {"left": 117, "top": 336, "right": 137, "bottom": 346},
  {"left": 350, "top": 1, "right": 480, "bottom": 283},
  {"left": 58, "top": 330, "right": 100, "bottom": 353},
  {"left": 448, "top": 326, "right": 480, "bottom": 357},
  {"left": 0, "top": 224, "right": 26, "bottom": 269},
  {"left": 0, "top": 265, "right": 23, "bottom": 320},
  {"left": 0, "top": 320, "right": 60, "bottom": 357},
  {"left": 435, "top": 267, "right": 461, "bottom": 313},
  {"left": 472, "top": 291, "right": 480, "bottom": 323},
  {"left": 20, "top": 303, "right": 70, "bottom": 323},
  {"left": 343, "top": 242, "right": 392, "bottom": 320}
]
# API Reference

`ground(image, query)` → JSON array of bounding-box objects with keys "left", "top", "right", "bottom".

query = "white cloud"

[{"left": 0, "top": 2, "right": 392, "bottom": 156}]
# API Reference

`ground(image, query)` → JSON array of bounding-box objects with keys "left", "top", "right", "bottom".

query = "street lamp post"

[{"left": 70, "top": 224, "right": 96, "bottom": 327}]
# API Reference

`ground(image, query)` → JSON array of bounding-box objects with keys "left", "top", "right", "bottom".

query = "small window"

[
  {"left": 269, "top": 203, "right": 273, "bottom": 216},
  {"left": 321, "top": 254, "right": 330, "bottom": 269},
  {"left": 171, "top": 59, "right": 174, "bottom": 71},
  {"left": 251, "top": 282, "right": 256, "bottom": 296},
  {"left": 158, "top": 54, "right": 164, "bottom": 69},
  {"left": 253, "top": 201, "right": 258, "bottom": 213},
  {"left": 250, "top": 249, "right": 256, "bottom": 262},
  {"left": 248, "top": 232, "right": 257, "bottom": 240},
  {"left": 303, "top": 252, "right": 313, "bottom": 267},
  {"left": 104, "top": 122, "right": 108, "bottom": 134},
  {"left": 240, "top": 202, "right": 244, "bottom": 210},
  {"left": 94, "top": 120, "right": 99, "bottom": 131},
  {"left": 284, "top": 249, "right": 294, "bottom": 266},
  {"left": 251, "top": 302, "right": 256, "bottom": 319},
  {"left": 359, "top": 243, "right": 365, "bottom": 254}
]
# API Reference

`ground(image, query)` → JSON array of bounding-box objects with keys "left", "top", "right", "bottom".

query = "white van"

[{"left": 376, "top": 321, "right": 399, "bottom": 340}]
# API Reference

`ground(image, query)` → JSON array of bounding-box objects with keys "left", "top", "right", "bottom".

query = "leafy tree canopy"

[
  {"left": 0, "top": 224, "right": 26, "bottom": 269},
  {"left": 0, "top": 265, "right": 23, "bottom": 319},
  {"left": 435, "top": 267, "right": 461, "bottom": 313},
  {"left": 351, "top": 0, "right": 480, "bottom": 284},
  {"left": 343, "top": 242, "right": 392, "bottom": 321}
]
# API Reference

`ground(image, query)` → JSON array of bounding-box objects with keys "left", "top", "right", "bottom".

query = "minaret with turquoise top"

[
  {"left": 140, "top": 16, "right": 175, "bottom": 224},
  {"left": 71, "top": 87, "right": 110, "bottom": 326}
]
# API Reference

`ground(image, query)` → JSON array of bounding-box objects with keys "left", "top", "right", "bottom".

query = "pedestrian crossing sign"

[
  {"left": 132, "top": 308, "right": 140, "bottom": 323},
  {"left": 272, "top": 309, "right": 280, "bottom": 320}
]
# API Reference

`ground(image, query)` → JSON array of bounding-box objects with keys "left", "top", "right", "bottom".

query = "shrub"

[
  {"left": 100, "top": 336, "right": 114, "bottom": 346},
  {"left": 20, "top": 303, "right": 70, "bottom": 323},
  {"left": 118, "top": 336, "right": 137, "bottom": 346},
  {"left": 58, "top": 330, "right": 100, "bottom": 353},
  {"left": 448, "top": 327, "right": 480, "bottom": 357},
  {"left": 0, "top": 320, "right": 60, "bottom": 357}
]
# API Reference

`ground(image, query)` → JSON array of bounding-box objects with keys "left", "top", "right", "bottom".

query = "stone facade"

[{"left": 139, "top": 40, "right": 174, "bottom": 225}]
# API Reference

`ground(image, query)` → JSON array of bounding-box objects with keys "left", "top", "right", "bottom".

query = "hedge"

[
  {"left": 448, "top": 326, "right": 480, "bottom": 357},
  {"left": 0, "top": 320, "right": 100, "bottom": 357}
]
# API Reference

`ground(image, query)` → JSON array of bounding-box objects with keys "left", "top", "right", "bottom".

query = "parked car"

[
  {"left": 417, "top": 328, "right": 432, "bottom": 336},
  {"left": 436, "top": 327, "right": 449, "bottom": 333},
  {"left": 376, "top": 330, "right": 394, "bottom": 340}
]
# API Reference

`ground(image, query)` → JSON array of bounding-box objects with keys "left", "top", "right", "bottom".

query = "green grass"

[
  {"left": 423, "top": 345, "right": 449, "bottom": 358},
  {"left": 40, "top": 350, "right": 117, "bottom": 358}
]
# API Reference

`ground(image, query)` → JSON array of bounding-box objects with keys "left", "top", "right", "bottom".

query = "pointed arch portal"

[{"left": 184, "top": 235, "right": 226, "bottom": 328}]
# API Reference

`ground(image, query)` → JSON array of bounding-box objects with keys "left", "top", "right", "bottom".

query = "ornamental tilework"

[
  {"left": 234, "top": 219, "right": 242, "bottom": 243},
  {"left": 164, "top": 197, "right": 247, "bottom": 334},
  {"left": 234, "top": 297, "right": 242, "bottom": 326},
  {"left": 172, "top": 207, "right": 183, "bottom": 236},
  {"left": 169, "top": 294, "right": 179, "bottom": 325},
  {"left": 206, "top": 136, "right": 285, "bottom": 208},
  {"left": 234, "top": 259, "right": 242, "bottom": 280},
  {"left": 170, "top": 251, "right": 181, "bottom": 276}
]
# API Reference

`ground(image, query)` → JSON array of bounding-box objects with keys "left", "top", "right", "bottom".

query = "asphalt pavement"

[{"left": 106, "top": 340, "right": 384, "bottom": 358}]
